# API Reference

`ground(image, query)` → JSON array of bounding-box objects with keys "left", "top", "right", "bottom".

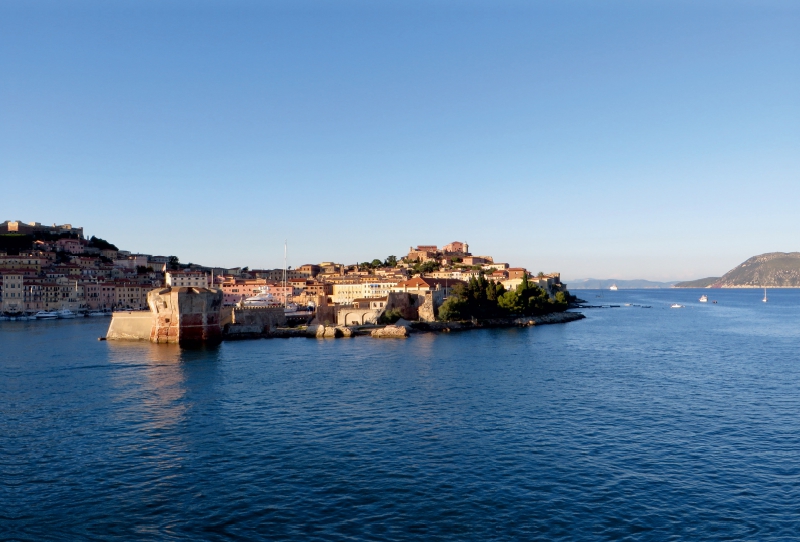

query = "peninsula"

[
  {"left": 1, "top": 220, "right": 582, "bottom": 342},
  {"left": 674, "top": 252, "right": 800, "bottom": 288}
]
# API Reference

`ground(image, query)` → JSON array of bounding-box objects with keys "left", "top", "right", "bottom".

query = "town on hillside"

[{"left": 0, "top": 220, "right": 569, "bottom": 323}]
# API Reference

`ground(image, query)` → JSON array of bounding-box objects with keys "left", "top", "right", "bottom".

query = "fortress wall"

[{"left": 106, "top": 311, "right": 153, "bottom": 340}]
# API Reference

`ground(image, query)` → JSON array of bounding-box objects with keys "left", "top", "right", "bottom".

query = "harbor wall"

[{"left": 105, "top": 311, "right": 152, "bottom": 340}]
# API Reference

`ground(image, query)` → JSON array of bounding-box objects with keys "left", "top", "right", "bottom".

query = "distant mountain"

[
  {"left": 709, "top": 252, "right": 800, "bottom": 288},
  {"left": 673, "top": 277, "right": 720, "bottom": 288},
  {"left": 566, "top": 278, "right": 678, "bottom": 290}
]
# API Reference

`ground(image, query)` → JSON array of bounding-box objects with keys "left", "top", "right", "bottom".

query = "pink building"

[{"left": 56, "top": 238, "right": 85, "bottom": 254}]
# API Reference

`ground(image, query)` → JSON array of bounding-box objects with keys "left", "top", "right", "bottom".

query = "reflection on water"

[{"left": 4, "top": 291, "right": 800, "bottom": 540}]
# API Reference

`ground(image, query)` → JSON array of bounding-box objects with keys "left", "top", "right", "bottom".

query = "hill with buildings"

[
  {"left": 682, "top": 252, "right": 800, "bottom": 288},
  {"left": 567, "top": 278, "right": 677, "bottom": 289}
]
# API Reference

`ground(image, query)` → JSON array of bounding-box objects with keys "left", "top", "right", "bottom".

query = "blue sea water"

[{"left": 2, "top": 289, "right": 799, "bottom": 541}]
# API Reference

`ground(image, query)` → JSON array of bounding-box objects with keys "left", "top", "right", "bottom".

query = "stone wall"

[
  {"left": 105, "top": 311, "right": 152, "bottom": 340},
  {"left": 147, "top": 287, "right": 223, "bottom": 345},
  {"left": 224, "top": 306, "right": 286, "bottom": 336},
  {"left": 337, "top": 307, "right": 381, "bottom": 326}
]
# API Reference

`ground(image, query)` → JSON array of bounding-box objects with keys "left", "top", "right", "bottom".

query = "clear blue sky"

[{"left": 2, "top": 0, "right": 798, "bottom": 281}]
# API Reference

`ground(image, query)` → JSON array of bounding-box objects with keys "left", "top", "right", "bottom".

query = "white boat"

[
  {"left": 670, "top": 303, "right": 684, "bottom": 308},
  {"left": 763, "top": 288, "right": 768, "bottom": 303},
  {"left": 56, "top": 309, "right": 77, "bottom": 319},
  {"left": 242, "top": 290, "right": 282, "bottom": 307},
  {"left": 35, "top": 311, "right": 58, "bottom": 319},
  {"left": 699, "top": 295, "right": 708, "bottom": 303},
  {"left": 609, "top": 284, "right": 618, "bottom": 291},
  {"left": 86, "top": 311, "right": 105, "bottom": 317}
]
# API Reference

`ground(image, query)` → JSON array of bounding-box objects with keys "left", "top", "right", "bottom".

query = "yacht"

[
  {"left": 56, "top": 309, "right": 77, "bottom": 319},
  {"left": 609, "top": 284, "right": 618, "bottom": 291},
  {"left": 35, "top": 311, "right": 58, "bottom": 319},
  {"left": 670, "top": 303, "right": 684, "bottom": 308},
  {"left": 242, "top": 289, "right": 281, "bottom": 307},
  {"left": 699, "top": 295, "right": 708, "bottom": 303}
]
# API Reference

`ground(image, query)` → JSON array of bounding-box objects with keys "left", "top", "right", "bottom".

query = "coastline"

[{"left": 261, "top": 311, "right": 586, "bottom": 340}]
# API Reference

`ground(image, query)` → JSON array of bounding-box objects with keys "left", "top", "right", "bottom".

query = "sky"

[{"left": 1, "top": 0, "right": 798, "bottom": 281}]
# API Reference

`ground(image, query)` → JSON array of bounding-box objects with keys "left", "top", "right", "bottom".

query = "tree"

[
  {"left": 384, "top": 255, "right": 398, "bottom": 267},
  {"left": 371, "top": 259, "right": 383, "bottom": 268},
  {"left": 167, "top": 256, "right": 180, "bottom": 270},
  {"left": 87, "top": 236, "right": 118, "bottom": 251},
  {"left": 438, "top": 296, "right": 468, "bottom": 321}
]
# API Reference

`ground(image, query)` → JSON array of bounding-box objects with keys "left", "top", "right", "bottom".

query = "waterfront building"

[{"left": 0, "top": 273, "right": 24, "bottom": 313}]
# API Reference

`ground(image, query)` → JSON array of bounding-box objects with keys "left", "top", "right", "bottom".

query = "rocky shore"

[{"left": 239, "top": 311, "right": 585, "bottom": 341}]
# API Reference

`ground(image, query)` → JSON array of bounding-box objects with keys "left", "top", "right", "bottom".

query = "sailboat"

[{"left": 763, "top": 287, "right": 768, "bottom": 303}]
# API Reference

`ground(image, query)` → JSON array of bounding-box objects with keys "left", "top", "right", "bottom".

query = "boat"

[
  {"left": 35, "top": 311, "right": 58, "bottom": 319},
  {"left": 609, "top": 284, "right": 618, "bottom": 291},
  {"left": 670, "top": 303, "right": 684, "bottom": 308},
  {"left": 242, "top": 290, "right": 282, "bottom": 307},
  {"left": 86, "top": 311, "right": 105, "bottom": 317},
  {"left": 763, "top": 287, "right": 768, "bottom": 303},
  {"left": 56, "top": 309, "right": 77, "bottom": 319},
  {"left": 699, "top": 295, "right": 708, "bottom": 303}
]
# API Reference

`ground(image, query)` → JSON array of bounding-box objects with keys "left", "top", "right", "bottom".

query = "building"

[
  {"left": 391, "top": 276, "right": 464, "bottom": 305},
  {"left": 442, "top": 241, "right": 469, "bottom": 254},
  {"left": 297, "top": 264, "right": 321, "bottom": 278},
  {"left": 1, "top": 273, "right": 24, "bottom": 313},
  {"left": 331, "top": 279, "right": 398, "bottom": 304},
  {"left": 0, "top": 221, "right": 84, "bottom": 238},
  {"left": 406, "top": 245, "right": 439, "bottom": 263},
  {"left": 56, "top": 238, "right": 85, "bottom": 254},
  {"left": 0, "top": 256, "right": 45, "bottom": 273},
  {"left": 165, "top": 271, "right": 209, "bottom": 288}
]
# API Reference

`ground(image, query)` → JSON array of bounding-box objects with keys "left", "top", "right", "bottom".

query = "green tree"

[
  {"left": 371, "top": 259, "right": 383, "bottom": 268},
  {"left": 167, "top": 256, "right": 180, "bottom": 270},
  {"left": 438, "top": 297, "right": 468, "bottom": 321},
  {"left": 384, "top": 255, "right": 398, "bottom": 267}
]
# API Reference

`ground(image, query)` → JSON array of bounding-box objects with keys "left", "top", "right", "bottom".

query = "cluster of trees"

[
  {"left": 410, "top": 260, "right": 438, "bottom": 275},
  {"left": 438, "top": 274, "right": 570, "bottom": 321},
  {"left": 87, "top": 236, "right": 118, "bottom": 251},
  {"left": 359, "top": 255, "right": 399, "bottom": 270}
]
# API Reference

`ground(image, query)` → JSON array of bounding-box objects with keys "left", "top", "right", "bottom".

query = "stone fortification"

[
  {"left": 148, "top": 287, "right": 223, "bottom": 344},
  {"left": 222, "top": 306, "right": 286, "bottom": 339},
  {"left": 107, "top": 287, "right": 224, "bottom": 345}
]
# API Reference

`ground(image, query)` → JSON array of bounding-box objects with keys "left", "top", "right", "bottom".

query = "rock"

[
  {"left": 371, "top": 325, "right": 409, "bottom": 338},
  {"left": 336, "top": 326, "right": 354, "bottom": 337},
  {"left": 306, "top": 324, "right": 324, "bottom": 337},
  {"left": 322, "top": 326, "right": 343, "bottom": 338}
]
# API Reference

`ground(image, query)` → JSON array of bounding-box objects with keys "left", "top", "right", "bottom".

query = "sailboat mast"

[{"left": 283, "top": 240, "right": 287, "bottom": 307}]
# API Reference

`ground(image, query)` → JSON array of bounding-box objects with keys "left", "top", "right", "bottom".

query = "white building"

[
  {"left": 166, "top": 271, "right": 209, "bottom": 288},
  {"left": 331, "top": 280, "right": 397, "bottom": 304}
]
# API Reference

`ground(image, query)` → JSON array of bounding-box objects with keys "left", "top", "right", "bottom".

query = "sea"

[{"left": 2, "top": 289, "right": 799, "bottom": 541}]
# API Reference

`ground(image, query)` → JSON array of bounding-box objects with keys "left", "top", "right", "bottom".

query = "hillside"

[
  {"left": 673, "top": 277, "right": 720, "bottom": 288},
  {"left": 567, "top": 278, "right": 677, "bottom": 289},
  {"left": 709, "top": 252, "right": 800, "bottom": 288}
]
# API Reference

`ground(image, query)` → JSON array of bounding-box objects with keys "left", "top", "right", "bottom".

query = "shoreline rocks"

[
  {"left": 222, "top": 311, "right": 585, "bottom": 341},
  {"left": 370, "top": 325, "right": 410, "bottom": 338}
]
